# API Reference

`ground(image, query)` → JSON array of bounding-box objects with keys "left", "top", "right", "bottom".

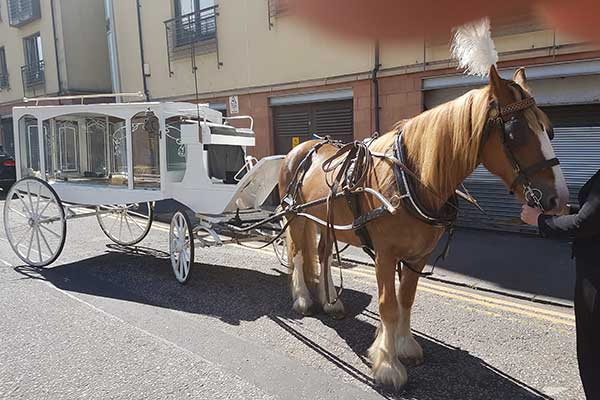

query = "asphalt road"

[{"left": 0, "top": 197, "right": 585, "bottom": 400}]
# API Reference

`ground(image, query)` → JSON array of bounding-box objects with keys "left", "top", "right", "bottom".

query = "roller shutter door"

[
  {"left": 273, "top": 100, "right": 353, "bottom": 154},
  {"left": 458, "top": 124, "right": 600, "bottom": 233}
]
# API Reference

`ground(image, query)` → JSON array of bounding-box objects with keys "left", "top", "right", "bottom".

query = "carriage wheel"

[
  {"left": 96, "top": 202, "right": 153, "bottom": 246},
  {"left": 3, "top": 177, "right": 66, "bottom": 267},
  {"left": 169, "top": 211, "right": 194, "bottom": 284}
]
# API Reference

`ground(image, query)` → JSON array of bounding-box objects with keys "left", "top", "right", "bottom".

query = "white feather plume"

[{"left": 451, "top": 17, "right": 498, "bottom": 77}]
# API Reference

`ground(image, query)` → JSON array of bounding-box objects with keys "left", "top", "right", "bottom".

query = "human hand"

[{"left": 521, "top": 205, "right": 542, "bottom": 226}]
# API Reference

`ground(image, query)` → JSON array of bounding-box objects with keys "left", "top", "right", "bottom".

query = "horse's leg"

[
  {"left": 317, "top": 232, "right": 345, "bottom": 319},
  {"left": 368, "top": 253, "right": 407, "bottom": 389},
  {"left": 395, "top": 259, "right": 426, "bottom": 366},
  {"left": 286, "top": 218, "right": 316, "bottom": 315}
]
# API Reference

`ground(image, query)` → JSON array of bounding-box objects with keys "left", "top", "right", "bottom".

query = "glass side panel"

[{"left": 132, "top": 112, "right": 160, "bottom": 189}]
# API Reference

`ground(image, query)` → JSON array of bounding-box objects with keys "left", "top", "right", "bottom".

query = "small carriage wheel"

[
  {"left": 3, "top": 177, "right": 66, "bottom": 267},
  {"left": 169, "top": 211, "right": 194, "bottom": 284},
  {"left": 96, "top": 202, "right": 154, "bottom": 246}
]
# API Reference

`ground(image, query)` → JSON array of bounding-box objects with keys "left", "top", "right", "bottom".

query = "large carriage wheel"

[
  {"left": 96, "top": 202, "right": 153, "bottom": 246},
  {"left": 3, "top": 177, "right": 67, "bottom": 267},
  {"left": 169, "top": 211, "right": 194, "bottom": 284}
]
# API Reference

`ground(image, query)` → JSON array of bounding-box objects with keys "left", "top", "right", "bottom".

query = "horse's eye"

[{"left": 504, "top": 117, "right": 521, "bottom": 142}]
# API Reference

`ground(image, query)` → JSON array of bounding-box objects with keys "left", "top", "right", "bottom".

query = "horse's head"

[{"left": 479, "top": 65, "right": 569, "bottom": 213}]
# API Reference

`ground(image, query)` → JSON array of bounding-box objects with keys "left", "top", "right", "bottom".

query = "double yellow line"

[{"left": 150, "top": 222, "right": 576, "bottom": 328}]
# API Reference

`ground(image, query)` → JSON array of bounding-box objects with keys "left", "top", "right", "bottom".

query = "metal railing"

[
  {"left": 165, "top": 6, "right": 217, "bottom": 49},
  {"left": 0, "top": 74, "right": 9, "bottom": 89},
  {"left": 7, "top": 0, "right": 41, "bottom": 27},
  {"left": 21, "top": 60, "right": 45, "bottom": 88},
  {"left": 164, "top": 5, "right": 222, "bottom": 72}
]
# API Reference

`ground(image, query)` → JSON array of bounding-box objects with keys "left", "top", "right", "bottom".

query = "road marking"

[
  {"left": 346, "top": 268, "right": 575, "bottom": 328},
  {"left": 149, "top": 220, "right": 576, "bottom": 327}
]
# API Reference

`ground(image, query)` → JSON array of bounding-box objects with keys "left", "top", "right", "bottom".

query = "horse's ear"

[
  {"left": 488, "top": 65, "right": 504, "bottom": 97},
  {"left": 513, "top": 67, "right": 531, "bottom": 93},
  {"left": 513, "top": 67, "right": 527, "bottom": 85}
]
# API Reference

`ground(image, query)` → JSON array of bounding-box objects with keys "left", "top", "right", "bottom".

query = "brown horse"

[{"left": 278, "top": 66, "right": 569, "bottom": 389}]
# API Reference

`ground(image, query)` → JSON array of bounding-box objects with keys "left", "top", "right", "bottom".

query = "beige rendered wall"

[
  {"left": 0, "top": 0, "right": 61, "bottom": 105},
  {"left": 59, "top": 0, "right": 111, "bottom": 93},
  {"left": 113, "top": 0, "right": 374, "bottom": 99}
]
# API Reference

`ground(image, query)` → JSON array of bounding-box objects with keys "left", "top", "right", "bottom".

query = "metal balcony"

[
  {"left": 164, "top": 6, "right": 222, "bottom": 72},
  {"left": 165, "top": 6, "right": 217, "bottom": 50},
  {"left": 7, "top": 0, "right": 41, "bottom": 27},
  {"left": 21, "top": 60, "right": 45, "bottom": 89},
  {"left": 0, "top": 74, "right": 9, "bottom": 89}
]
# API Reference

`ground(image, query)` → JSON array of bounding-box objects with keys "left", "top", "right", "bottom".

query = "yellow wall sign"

[{"left": 292, "top": 137, "right": 300, "bottom": 147}]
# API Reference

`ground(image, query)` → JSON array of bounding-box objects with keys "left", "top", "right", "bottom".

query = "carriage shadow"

[{"left": 14, "top": 248, "right": 551, "bottom": 400}]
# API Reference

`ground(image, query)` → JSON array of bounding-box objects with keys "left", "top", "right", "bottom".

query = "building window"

[
  {"left": 7, "top": 0, "right": 41, "bottom": 27},
  {"left": 171, "top": 0, "right": 216, "bottom": 47},
  {"left": 269, "top": 0, "right": 289, "bottom": 17},
  {"left": 0, "top": 48, "right": 9, "bottom": 90},
  {"left": 21, "top": 33, "right": 45, "bottom": 88}
]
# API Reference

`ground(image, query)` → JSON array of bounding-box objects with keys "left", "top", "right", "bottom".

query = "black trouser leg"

[{"left": 575, "top": 261, "right": 600, "bottom": 399}]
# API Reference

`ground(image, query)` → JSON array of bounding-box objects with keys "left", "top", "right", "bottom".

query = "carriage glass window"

[
  {"left": 132, "top": 112, "right": 160, "bottom": 189},
  {"left": 165, "top": 117, "right": 187, "bottom": 182},
  {"left": 18, "top": 116, "right": 48, "bottom": 178}
]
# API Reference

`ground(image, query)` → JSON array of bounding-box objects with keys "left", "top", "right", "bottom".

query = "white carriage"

[{"left": 3, "top": 94, "right": 285, "bottom": 283}]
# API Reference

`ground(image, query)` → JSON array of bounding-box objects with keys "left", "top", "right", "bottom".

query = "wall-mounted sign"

[
  {"left": 292, "top": 137, "right": 300, "bottom": 147},
  {"left": 229, "top": 95, "right": 239, "bottom": 115}
]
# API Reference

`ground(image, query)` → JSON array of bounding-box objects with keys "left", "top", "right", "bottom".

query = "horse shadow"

[{"left": 13, "top": 246, "right": 552, "bottom": 400}]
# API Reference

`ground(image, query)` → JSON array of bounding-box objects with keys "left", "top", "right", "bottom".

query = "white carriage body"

[{"left": 12, "top": 101, "right": 284, "bottom": 215}]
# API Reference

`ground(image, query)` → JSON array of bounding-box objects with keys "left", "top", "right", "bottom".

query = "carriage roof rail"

[{"left": 23, "top": 92, "right": 145, "bottom": 106}]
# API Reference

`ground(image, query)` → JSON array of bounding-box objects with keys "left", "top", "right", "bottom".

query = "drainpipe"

[
  {"left": 104, "top": 0, "right": 122, "bottom": 99},
  {"left": 136, "top": 0, "right": 150, "bottom": 101},
  {"left": 50, "top": 0, "right": 63, "bottom": 101},
  {"left": 372, "top": 40, "right": 381, "bottom": 134}
]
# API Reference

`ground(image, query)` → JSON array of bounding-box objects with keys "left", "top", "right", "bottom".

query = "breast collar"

[{"left": 392, "top": 131, "right": 458, "bottom": 227}]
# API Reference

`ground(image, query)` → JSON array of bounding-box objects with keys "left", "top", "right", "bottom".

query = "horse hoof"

[
  {"left": 323, "top": 300, "right": 346, "bottom": 319},
  {"left": 372, "top": 358, "right": 408, "bottom": 390},
  {"left": 396, "top": 335, "right": 424, "bottom": 366},
  {"left": 293, "top": 296, "right": 314, "bottom": 316}
]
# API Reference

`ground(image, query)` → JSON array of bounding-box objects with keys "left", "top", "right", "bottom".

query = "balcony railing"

[
  {"left": 165, "top": 6, "right": 217, "bottom": 49},
  {"left": 0, "top": 74, "right": 9, "bottom": 89},
  {"left": 21, "top": 60, "right": 45, "bottom": 88},
  {"left": 164, "top": 6, "right": 221, "bottom": 72},
  {"left": 8, "top": 0, "right": 41, "bottom": 27}
]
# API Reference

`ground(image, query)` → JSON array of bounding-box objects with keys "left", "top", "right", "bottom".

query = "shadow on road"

[{"left": 14, "top": 246, "right": 551, "bottom": 400}]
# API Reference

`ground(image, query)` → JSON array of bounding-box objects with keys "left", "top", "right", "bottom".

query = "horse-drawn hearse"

[
  {"left": 3, "top": 96, "right": 286, "bottom": 283},
  {"left": 3, "top": 18, "right": 571, "bottom": 390}
]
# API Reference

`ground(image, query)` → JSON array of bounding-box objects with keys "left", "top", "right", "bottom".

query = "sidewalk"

[{"left": 341, "top": 229, "right": 575, "bottom": 308}]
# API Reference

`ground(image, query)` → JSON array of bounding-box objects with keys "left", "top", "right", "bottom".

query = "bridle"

[{"left": 484, "top": 89, "right": 560, "bottom": 210}]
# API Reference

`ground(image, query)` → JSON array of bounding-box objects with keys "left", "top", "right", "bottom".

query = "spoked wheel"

[
  {"left": 169, "top": 211, "right": 194, "bottom": 284},
  {"left": 96, "top": 202, "right": 153, "bottom": 246},
  {"left": 3, "top": 177, "right": 66, "bottom": 267}
]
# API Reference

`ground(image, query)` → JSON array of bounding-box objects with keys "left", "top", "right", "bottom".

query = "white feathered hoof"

[
  {"left": 371, "top": 356, "right": 408, "bottom": 390},
  {"left": 369, "top": 337, "right": 408, "bottom": 390},
  {"left": 396, "top": 335, "right": 424, "bottom": 366},
  {"left": 293, "top": 296, "right": 314, "bottom": 316},
  {"left": 323, "top": 299, "right": 346, "bottom": 320}
]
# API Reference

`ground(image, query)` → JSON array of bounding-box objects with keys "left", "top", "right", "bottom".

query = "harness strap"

[{"left": 510, "top": 157, "right": 560, "bottom": 191}]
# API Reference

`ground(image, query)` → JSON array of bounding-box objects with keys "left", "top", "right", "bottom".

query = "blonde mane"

[{"left": 375, "top": 86, "right": 492, "bottom": 210}]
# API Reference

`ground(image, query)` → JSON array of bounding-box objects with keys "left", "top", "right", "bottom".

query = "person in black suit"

[{"left": 522, "top": 170, "right": 600, "bottom": 399}]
